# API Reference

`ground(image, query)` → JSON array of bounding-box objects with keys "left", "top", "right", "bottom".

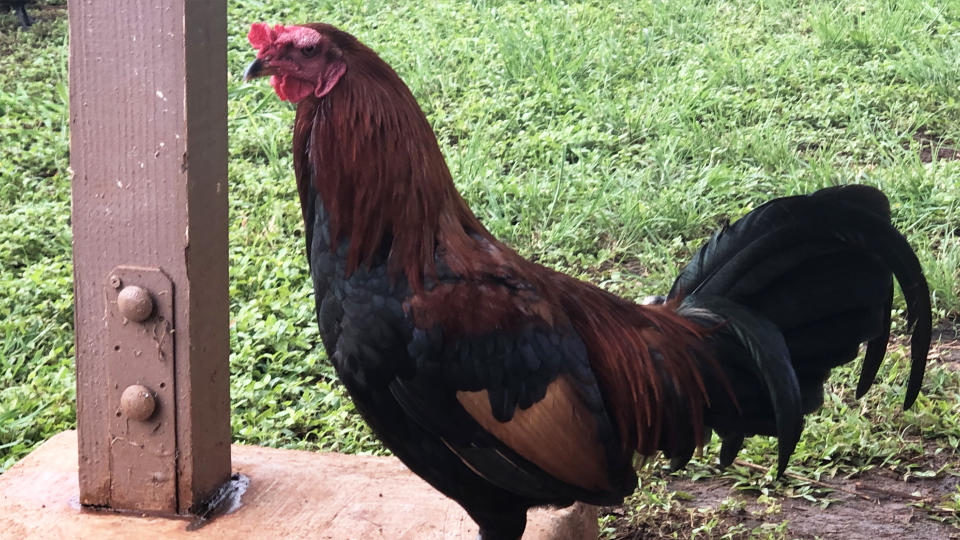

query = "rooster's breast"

[{"left": 307, "top": 196, "right": 412, "bottom": 382}]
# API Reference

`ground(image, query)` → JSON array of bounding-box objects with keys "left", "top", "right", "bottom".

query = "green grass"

[{"left": 2, "top": 0, "right": 960, "bottom": 535}]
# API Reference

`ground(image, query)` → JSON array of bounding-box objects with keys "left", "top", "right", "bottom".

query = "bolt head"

[
  {"left": 120, "top": 384, "right": 156, "bottom": 421},
  {"left": 117, "top": 285, "right": 154, "bottom": 322}
]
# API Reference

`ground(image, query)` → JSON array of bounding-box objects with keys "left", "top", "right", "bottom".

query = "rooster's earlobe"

[{"left": 315, "top": 61, "right": 347, "bottom": 98}]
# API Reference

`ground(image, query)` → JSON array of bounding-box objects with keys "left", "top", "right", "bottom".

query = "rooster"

[{"left": 244, "top": 23, "right": 932, "bottom": 539}]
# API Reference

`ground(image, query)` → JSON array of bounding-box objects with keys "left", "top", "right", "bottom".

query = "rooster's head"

[{"left": 244, "top": 23, "right": 347, "bottom": 103}]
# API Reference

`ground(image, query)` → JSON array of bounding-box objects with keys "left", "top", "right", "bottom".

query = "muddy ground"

[
  {"left": 606, "top": 465, "right": 959, "bottom": 539},
  {"left": 676, "top": 467, "right": 957, "bottom": 539}
]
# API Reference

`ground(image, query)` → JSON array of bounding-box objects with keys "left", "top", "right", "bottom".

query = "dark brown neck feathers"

[{"left": 293, "top": 41, "right": 492, "bottom": 290}]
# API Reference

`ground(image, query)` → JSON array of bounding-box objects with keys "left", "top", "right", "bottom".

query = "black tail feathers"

[{"left": 669, "top": 185, "right": 931, "bottom": 474}]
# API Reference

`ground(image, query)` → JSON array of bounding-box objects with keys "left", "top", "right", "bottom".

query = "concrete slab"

[{"left": 0, "top": 431, "right": 598, "bottom": 539}]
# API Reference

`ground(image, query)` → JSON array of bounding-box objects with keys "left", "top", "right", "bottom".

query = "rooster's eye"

[{"left": 301, "top": 45, "right": 318, "bottom": 57}]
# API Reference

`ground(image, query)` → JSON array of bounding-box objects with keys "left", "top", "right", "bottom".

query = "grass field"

[{"left": 2, "top": 1, "right": 959, "bottom": 537}]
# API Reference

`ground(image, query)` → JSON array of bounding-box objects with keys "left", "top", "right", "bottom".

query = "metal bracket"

[{"left": 104, "top": 265, "right": 177, "bottom": 512}]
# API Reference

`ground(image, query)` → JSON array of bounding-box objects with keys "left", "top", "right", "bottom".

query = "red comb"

[{"left": 248, "top": 22, "right": 279, "bottom": 51}]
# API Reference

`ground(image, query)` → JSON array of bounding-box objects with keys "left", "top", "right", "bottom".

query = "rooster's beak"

[{"left": 243, "top": 58, "right": 269, "bottom": 82}]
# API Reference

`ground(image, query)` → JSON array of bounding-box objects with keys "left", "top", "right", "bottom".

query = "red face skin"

[{"left": 247, "top": 23, "right": 346, "bottom": 103}]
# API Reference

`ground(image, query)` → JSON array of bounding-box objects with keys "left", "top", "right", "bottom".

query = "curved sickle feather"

[{"left": 680, "top": 295, "right": 802, "bottom": 477}]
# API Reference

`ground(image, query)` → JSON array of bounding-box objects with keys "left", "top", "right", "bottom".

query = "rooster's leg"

[
  {"left": 470, "top": 508, "right": 526, "bottom": 540},
  {"left": 15, "top": 5, "right": 31, "bottom": 28}
]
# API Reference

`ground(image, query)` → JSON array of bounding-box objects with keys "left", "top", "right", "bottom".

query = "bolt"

[
  {"left": 117, "top": 285, "right": 154, "bottom": 322},
  {"left": 109, "top": 275, "right": 122, "bottom": 289},
  {"left": 120, "top": 384, "right": 156, "bottom": 421}
]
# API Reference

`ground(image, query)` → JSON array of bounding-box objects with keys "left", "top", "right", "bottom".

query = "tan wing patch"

[{"left": 456, "top": 376, "right": 611, "bottom": 491}]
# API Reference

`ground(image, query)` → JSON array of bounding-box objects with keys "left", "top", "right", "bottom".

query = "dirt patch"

[
  {"left": 674, "top": 469, "right": 959, "bottom": 539},
  {"left": 935, "top": 340, "right": 960, "bottom": 367},
  {"left": 931, "top": 321, "right": 960, "bottom": 367},
  {"left": 909, "top": 130, "right": 960, "bottom": 163},
  {"left": 595, "top": 256, "right": 650, "bottom": 278},
  {"left": 934, "top": 321, "right": 960, "bottom": 343},
  {"left": 605, "top": 465, "right": 960, "bottom": 539},
  {"left": 799, "top": 130, "right": 960, "bottom": 163},
  {"left": 887, "top": 320, "right": 959, "bottom": 367}
]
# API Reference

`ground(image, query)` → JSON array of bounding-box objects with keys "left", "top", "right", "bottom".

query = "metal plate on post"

[{"left": 104, "top": 266, "right": 177, "bottom": 512}]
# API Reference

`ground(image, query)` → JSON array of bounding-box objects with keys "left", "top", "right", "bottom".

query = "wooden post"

[{"left": 68, "top": 0, "right": 231, "bottom": 515}]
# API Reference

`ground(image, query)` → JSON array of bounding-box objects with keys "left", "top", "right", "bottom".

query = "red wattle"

[{"left": 271, "top": 74, "right": 314, "bottom": 103}]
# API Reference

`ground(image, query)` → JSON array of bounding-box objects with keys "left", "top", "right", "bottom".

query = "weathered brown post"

[{"left": 68, "top": 0, "right": 231, "bottom": 515}]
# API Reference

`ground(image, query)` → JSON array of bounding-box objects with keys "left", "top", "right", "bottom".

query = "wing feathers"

[{"left": 456, "top": 377, "right": 611, "bottom": 491}]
